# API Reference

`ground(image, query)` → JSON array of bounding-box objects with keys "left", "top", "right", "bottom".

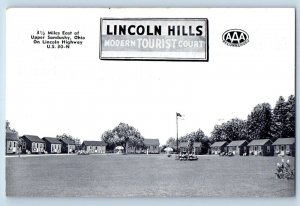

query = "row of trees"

[
  {"left": 101, "top": 122, "right": 144, "bottom": 153},
  {"left": 164, "top": 95, "right": 295, "bottom": 154},
  {"left": 211, "top": 95, "right": 295, "bottom": 143}
]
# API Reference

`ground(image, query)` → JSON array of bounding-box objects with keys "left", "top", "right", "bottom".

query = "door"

[
  {"left": 280, "top": 145, "right": 285, "bottom": 155},
  {"left": 254, "top": 146, "right": 257, "bottom": 155}
]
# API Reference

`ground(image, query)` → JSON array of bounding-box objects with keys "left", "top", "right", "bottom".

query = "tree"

[
  {"left": 285, "top": 95, "right": 295, "bottom": 138},
  {"left": 180, "top": 128, "right": 209, "bottom": 154},
  {"left": 211, "top": 124, "right": 229, "bottom": 142},
  {"left": 186, "top": 138, "right": 194, "bottom": 154},
  {"left": 246, "top": 103, "right": 272, "bottom": 141},
  {"left": 101, "top": 122, "right": 144, "bottom": 154},
  {"left": 166, "top": 137, "right": 176, "bottom": 147},
  {"left": 101, "top": 130, "right": 116, "bottom": 150},
  {"left": 17, "top": 139, "right": 22, "bottom": 157},
  {"left": 127, "top": 130, "right": 144, "bottom": 153},
  {"left": 56, "top": 133, "right": 81, "bottom": 150},
  {"left": 271, "top": 96, "right": 288, "bottom": 140},
  {"left": 211, "top": 119, "right": 246, "bottom": 142}
]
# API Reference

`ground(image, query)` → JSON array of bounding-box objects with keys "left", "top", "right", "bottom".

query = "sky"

[{"left": 6, "top": 8, "right": 295, "bottom": 145}]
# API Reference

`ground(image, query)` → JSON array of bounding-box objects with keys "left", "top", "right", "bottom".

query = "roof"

[
  {"left": 82, "top": 141, "right": 107, "bottom": 146},
  {"left": 178, "top": 142, "right": 201, "bottom": 148},
  {"left": 21, "top": 135, "right": 45, "bottom": 143},
  {"left": 211, "top": 141, "right": 228, "bottom": 147},
  {"left": 272, "top": 138, "right": 295, "bottom": 146},
  {"left": 247, "top": 139, "right": 272, "bottom": 146},
  {"left": 59, "top": 138, "right": 76, "bottom": 145},
  {"left": 6, "top": 132, "right": 19, "bottom": 141},
  {"left": 227, "top": 140, "right": 248, "bottom": 147},
  {"left": 43, "top": 137, "right": 62, "bottom": 144},
  {"left": 143, "top": 139, "right": 160, "bottom": 146}
]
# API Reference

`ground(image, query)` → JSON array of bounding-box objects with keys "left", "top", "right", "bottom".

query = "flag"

[{"left": 176, "top": 112, "right": 182, "bottom": 117}]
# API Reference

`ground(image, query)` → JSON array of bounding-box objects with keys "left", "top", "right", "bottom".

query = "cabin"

[
  {"left": 126, "top": 139, "right": 160, "bottom": 154},
  {"left": 82, "top": 141, "right": 107, "bottom": 154},
  {"left": 227, "top": 140, "right": 248, "bottom": 156},
  {"left": 6, "top": 131, "right": 19, "bottom": 154},
  {"left": 248, "top": 139, "right": 273, "bottom": 156},
  {"left": 143, "top": 139, "right": 160, "bottom": 154},
  {"left": 177, "top": 142, "right": 202, "bottom": 155},
  {"left": 59, "top": 139, "right": 76, "bottom": 153},
  {"left": 210, "top": 141, "right": 228, "bottom": 155},
  {"left": 42, "top": 137, "right": 62, "bottom": 154},
  {"left": 272, "top": 138, "right": 295, "bottom": 157},
  {"left": 19, "top": 135, "right": 45, "bottom": 154},
  {"left": 6, "top": 121, "right": 19, "bottom": 154}
]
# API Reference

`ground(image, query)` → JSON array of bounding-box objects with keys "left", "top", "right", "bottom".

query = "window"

[
  {"left": 267, "top": 146, "right": 270, "bottom": 152},
  {"left": 22, "top": 142, "right": 26, "bottom": 149},
  {"left": 281, "top": 145, "right": 285, "bottom": 151},
  {"left": 14, "top": 142, "right": 16, "bottom": 147}
]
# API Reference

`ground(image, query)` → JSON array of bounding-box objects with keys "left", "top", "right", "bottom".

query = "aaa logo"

[{"left": 222, "top": 29, "right": 249, "bottom": 47}]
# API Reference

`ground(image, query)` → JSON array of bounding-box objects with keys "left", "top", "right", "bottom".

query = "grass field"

[{"left": 6, "top": 154, "right": 295, "bottom": 197}]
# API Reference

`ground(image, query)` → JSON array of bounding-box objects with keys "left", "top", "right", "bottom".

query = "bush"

[{"left": 275, "top": 159, "right": 295, "bottom": 180}]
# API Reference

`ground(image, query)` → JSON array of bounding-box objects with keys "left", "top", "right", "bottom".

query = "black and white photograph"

[{"left": 5, "top": 8, "right": 295, "bottom": 197}]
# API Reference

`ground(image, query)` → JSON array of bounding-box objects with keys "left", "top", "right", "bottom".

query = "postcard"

[{"left": 5, "top": 8, "right": 295, "bottom": 197}]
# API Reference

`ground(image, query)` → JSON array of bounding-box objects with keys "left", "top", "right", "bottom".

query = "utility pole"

[
  {"left": 176, "top": 112, "right": 183, "bottom": 154},
  {"left": 176, "top": 113, "right": 179, "bottom": 154},
  {"left": 176, "top": 113, "right": 178, "bottom": 154}
]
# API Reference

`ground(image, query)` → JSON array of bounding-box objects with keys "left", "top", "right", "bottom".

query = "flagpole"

[{"left": 176, "top": 113, "right": 178, "bottom": 154}]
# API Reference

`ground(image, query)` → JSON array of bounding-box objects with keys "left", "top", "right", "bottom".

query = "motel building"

[
  {"left": 247, "top": 139, "right": 273, "bottom": 156},
  {"left": 81, "top": 141, "right": 107, "bottom": 154},
  {"left": 6, "top": 132, "right": 19, "bottom": 155},
  {"left": 59, "top": 139, "right": 76, "bottom": 153},
  {"left": 210, "top": 141, "right": 228, "bottom": 155},
  {"left": 226, "top": 140, "right": 249, "bottom": 156},
  {"left": 19, "top": 135, "right": 46, "bottom": 154},
  {"left": 128, "top": 139, "right": 160, "bottom": 154},
  {"left": 177, "top": 142, "right": 202, "bottom": 155},
  {"left": 143, "top": 139, "right": 160, "bottom": 154},
  {"left": 42, "top": 137, "right": 62, "bottom": 154},
  {"left": 6, "top": 121, "right": 19, "bottom": 155},
  {"left": 272, "top": 138, "right": 295, "bottom": 157}
]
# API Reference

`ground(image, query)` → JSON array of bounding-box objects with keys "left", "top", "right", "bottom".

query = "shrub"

[{"left": 275, "top": 159, "right": 295, "bottom": 180}]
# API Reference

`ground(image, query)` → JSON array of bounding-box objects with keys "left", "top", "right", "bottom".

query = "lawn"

[{"left": 6, "top": 154, "right": 295, "bottom": 197}]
